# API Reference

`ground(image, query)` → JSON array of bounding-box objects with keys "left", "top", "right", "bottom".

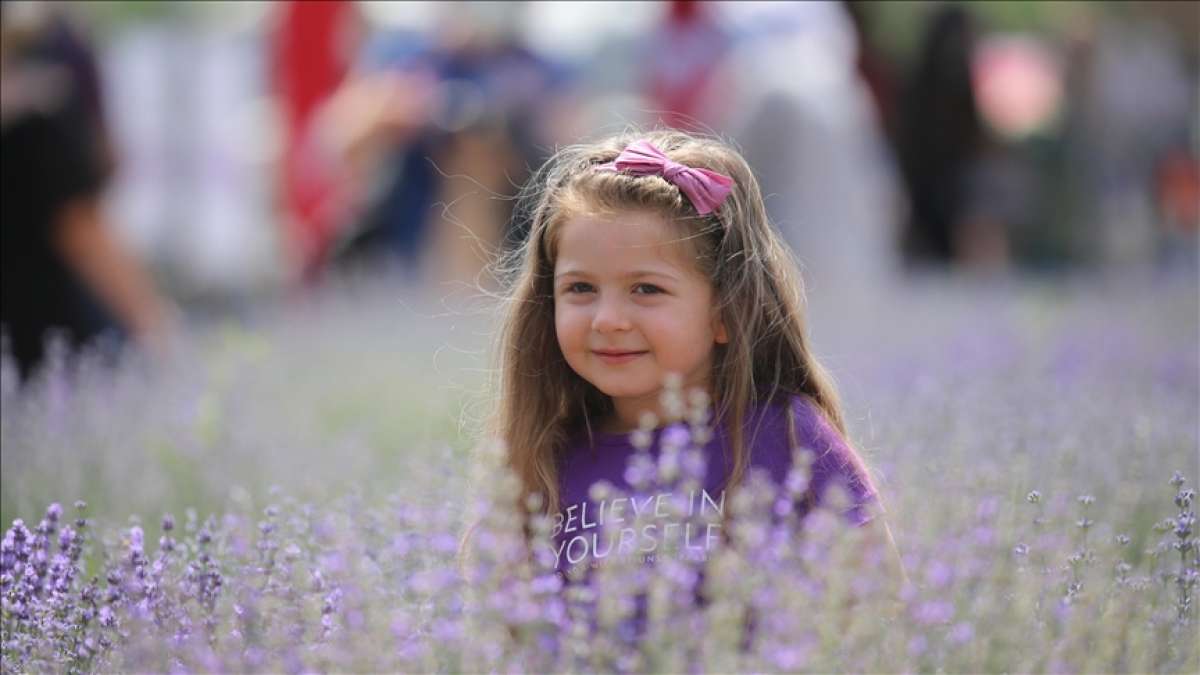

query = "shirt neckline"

[
  {"left": 570, "top": 396, "right": 798, "bottom": 453},
  {"left": 579, "top": 425, "right": 658, "bottom": 450}
]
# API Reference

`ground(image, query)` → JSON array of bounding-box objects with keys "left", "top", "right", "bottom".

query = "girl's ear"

[{"left": 712, "top": 312, "right": 729, "bottom": 345}]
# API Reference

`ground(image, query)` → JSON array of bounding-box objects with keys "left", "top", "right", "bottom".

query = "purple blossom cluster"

[{"left": 2, "top": 441, "right": 1197, "bottom": 672}]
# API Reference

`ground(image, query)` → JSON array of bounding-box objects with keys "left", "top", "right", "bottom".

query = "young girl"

[{"left": 485, "top": 128, "right": 895, "bottom": 581}]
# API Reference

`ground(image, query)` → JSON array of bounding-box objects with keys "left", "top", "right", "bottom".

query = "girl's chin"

[{"left": 596, "top": 386, "right": 662, "bottom": 405}]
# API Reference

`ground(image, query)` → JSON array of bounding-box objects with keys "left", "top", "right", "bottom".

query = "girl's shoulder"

[
  {"left": 743, "top": 393, "right": 836, "bottom": 457},
  {"left": 786, "top": 394, "right": 848, "bottom": 458},
  {"left": 749, "top": 393, "right": 878, "bottom": 523}
]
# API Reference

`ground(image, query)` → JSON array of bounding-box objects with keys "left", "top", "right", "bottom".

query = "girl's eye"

[
  {"left": 633, "top": 283, "right": 664, "bottom": 295},
  {"left": 564, "top": 281, "right": 594, "bottom": 294}
]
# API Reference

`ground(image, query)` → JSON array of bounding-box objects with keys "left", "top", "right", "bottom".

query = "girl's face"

[{"left": 553, "top": 209, "right": 728, "bottom": 432}]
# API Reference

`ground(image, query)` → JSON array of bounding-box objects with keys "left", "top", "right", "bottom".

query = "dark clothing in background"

[
  {"left": 1, "top": 20, "right": 121, "bottom": 379},
  {"left": 894, "top": 6, "right": 987, "bottom": 264}
]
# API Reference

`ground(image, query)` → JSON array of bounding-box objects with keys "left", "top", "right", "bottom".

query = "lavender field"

[{"left": 2, "top": 271, "right": 1198, "bottom": 673}]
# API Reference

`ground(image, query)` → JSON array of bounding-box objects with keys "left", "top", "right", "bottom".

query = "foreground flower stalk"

[{"left": 2, "top": 457, "right": 1197, "bottom": 672}]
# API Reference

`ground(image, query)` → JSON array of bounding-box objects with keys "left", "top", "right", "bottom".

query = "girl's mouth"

[{"left": 593, "top": 350, "right": 648, "bottom": 365}]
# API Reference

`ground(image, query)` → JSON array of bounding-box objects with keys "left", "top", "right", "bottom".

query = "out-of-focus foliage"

[{"left": 1, "top": 277, "right": 493, "bottom": 531}]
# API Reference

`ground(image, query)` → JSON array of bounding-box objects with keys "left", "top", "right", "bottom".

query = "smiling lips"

[{"left": 593, "top": 349, "right": 648, "bottom": 365}]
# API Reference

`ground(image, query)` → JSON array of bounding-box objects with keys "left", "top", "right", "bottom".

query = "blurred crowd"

[{"left": 3, "top": 0, "right": 1198, "bottom": 377}]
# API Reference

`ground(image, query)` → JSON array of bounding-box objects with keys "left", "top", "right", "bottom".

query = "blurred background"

[
  {"left": 3, "top": 0, "right": 1197, "bottom": 378},
  {"left": 1, "top": 1, "right": 1197, "bottom": 530}
]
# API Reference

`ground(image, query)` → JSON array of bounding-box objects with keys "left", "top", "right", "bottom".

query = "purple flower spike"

[
  {"left": 58, "top": 526, "right": 75, "bottom": 551},
  {"left": 913, "top": 599, "right": 955, "bottom": 625},
  {"left": 949, "top": 621, "right": 975, "bottom": 644},
  {"left": 662, "top": 423, "right": 690, "bottom": 450}
]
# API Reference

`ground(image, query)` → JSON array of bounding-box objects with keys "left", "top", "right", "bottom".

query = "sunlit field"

[{"left": 3, "top": 270, "right": 1197, "bottom": 673}]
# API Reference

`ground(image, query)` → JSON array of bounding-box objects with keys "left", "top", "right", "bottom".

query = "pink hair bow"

[{"left": 597, "top": 139, "right": 734, "bottom": 215}]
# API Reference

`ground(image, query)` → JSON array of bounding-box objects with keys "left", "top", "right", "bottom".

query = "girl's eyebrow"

[
  {"left": 626, "top": 270, "right": 680, "bottom": 282},
  {"left": 553, "top": 269, "right": 680, "bottom": 282}
]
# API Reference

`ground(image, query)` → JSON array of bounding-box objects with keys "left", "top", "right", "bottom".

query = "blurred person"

[
  {"left": 705, "top": 1, "right": 903, "bottom": 296},
  {"left": 1054, "top": 8, "right": 1198, "bottom": 269},
  {"left": 1153, "top": 149, "right": 1199, "bottom": 269},
  {"left": 1, "top": 3, "right": 177, "bottom": 380},
  {"left": 844, "top": 0, "right": 899, "bottom": 141},
  {"left": 641, "top": 0, "right": 732, "bottom": 130},
  {"left": 269, "top": 0, "right": 363, "bottom": 284},
  {"left": 460, "top": 129, "right": 903, "bottom": 626},
  {"left": 326, "top": 2, "right": 577, "bottom": 286},
  {"left": 967, "top": 33, "right": 1065, "bottom": 270},
  {"left": 892, "top": 5, "right": 1012, "bottom": 270}
]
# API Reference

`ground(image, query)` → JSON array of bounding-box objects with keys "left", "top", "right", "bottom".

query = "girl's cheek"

[
  {"left": 553, "top": 311, "right": 569, "bottom": 342},
  {"left": 556, "top": 309, "right": 585, "bottom": 343}
]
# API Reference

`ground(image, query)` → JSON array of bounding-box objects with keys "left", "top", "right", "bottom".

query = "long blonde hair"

[{"left": 488, "top": 128, "right": 871, "bottom": 521}]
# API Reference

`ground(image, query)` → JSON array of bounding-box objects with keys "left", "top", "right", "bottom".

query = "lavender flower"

[{"left": 1, "top": 276, "right": 1197, "bottom": 672}]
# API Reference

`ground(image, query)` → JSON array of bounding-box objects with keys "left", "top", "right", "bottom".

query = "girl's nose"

[{"left": 591, "top": 298, "right": 632, "bottom": 333}]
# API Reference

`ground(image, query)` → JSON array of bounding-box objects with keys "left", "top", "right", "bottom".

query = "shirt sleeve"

[{"left": 791, "top": 397, "right": 878, "bottom": 526}]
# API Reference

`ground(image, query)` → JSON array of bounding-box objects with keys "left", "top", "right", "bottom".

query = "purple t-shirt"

[{"left": 551, "top": 395, "right": 876, "bottom": 577}]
